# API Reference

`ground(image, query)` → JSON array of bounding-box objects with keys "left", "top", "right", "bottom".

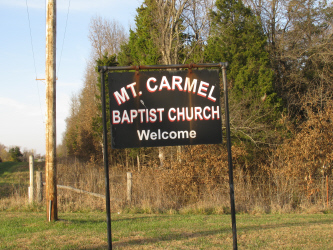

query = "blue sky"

[{"left": 0, "top": 0, "right": 142, "bottom": 155}]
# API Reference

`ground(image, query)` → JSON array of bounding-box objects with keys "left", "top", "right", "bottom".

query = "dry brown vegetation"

[
  {"left": 1, "top": 131, "right": 332, "bottom": 215},
  {"left": 54, "top": 120, "right": 333, "bottom": 214},
  {"left": 57, "top": 96, "right": 332, "bottom": 214}
]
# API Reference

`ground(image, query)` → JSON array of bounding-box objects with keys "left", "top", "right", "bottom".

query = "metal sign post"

[
  {"left": 222, "top": 64, "right": 238, "bottom": 249},
  {"left": 100, "top": 68, "right": 112, "bottom": 250},
  {"left": 99, "top": 62, "right": 237, "bottom": 249}
]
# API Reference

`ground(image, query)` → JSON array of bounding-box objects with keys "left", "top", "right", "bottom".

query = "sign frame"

[
  {"left": 98, "top": 63, "right": 238, "bottom": 250},
  {"left": 108, "top": 68, "right": 222, "bottom": 149}
]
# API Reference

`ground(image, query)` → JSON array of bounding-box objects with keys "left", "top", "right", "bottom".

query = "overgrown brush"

[
  {"left": 1, "top": 157, "right": 331, "bottom": 213},
  {"left": 53, "top": 142, "right": 332, "bottom": 214}
]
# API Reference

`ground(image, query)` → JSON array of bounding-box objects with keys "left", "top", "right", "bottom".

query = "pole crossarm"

[{"left": 98, "top": 62, "right": 228, "bottom": 72}]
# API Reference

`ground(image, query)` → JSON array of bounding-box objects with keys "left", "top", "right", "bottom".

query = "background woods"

[{"left": 56, "top": 0, "right": 333, "bottom": 213}]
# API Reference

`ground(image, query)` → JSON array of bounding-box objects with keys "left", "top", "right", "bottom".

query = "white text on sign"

[
  {"left": 113, "top": 75, "right": 217, "bottom": 106},
  {"left": 112, "top": 106, "right": 220, "bottom": 124}
]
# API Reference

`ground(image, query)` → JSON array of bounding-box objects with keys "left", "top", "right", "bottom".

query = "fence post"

[
  {"left": 36, "top": 171, "right": 43, "bottom": 203},
  {"left": 137, "top": 155, "right": 140, "bottom": 172},
  {"left": 327, "top": 175, "right": 329, "bottom": 208},
  {"left": 127, "top": 172, "right": 132, "bottom": 203},
  {"left": 29, "top": 155, "right": 34, "bottom": 203}
]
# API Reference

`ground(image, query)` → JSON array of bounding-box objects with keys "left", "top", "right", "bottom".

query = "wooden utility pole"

[{"left": 45, "top": 0, "right": 57, "bottom": 221}]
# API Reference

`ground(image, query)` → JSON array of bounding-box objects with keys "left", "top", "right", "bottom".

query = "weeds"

[{"left": 1, "top": 159, "right": 331, "bottom": 214}]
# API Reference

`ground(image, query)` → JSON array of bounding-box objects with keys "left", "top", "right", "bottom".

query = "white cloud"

[
  {"left": 0, "top": 0, "right": 44, "bottom": 9},
  {"left": 0, "top": 97, "right": 27, "bottom": 110},
  {"left": 58, "top": 0, "right": 142, "bottom": 12},
  {"left": 0, "top": 97, "right": 46, "bottom": 155},
  {"left": 0, "top": 97, "right": 45, "bottom": 118},
  {"left": 57, "top": 80, "right": 81, "bottom": 88}
]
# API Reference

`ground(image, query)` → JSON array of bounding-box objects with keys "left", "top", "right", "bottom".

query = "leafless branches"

[{"left": 88, "top": 16, "right": 127, "bottom": 60}]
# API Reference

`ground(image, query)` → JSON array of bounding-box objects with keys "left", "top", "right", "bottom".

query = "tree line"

[
  {"left": 0, "top": 144, "right": 39, "bottom": 162},
  {"left": 59, "top": 0, "right": 333, "bottom": 182}
]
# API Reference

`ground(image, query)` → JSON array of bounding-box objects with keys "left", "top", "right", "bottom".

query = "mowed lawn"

[{"left": 1, "top": 211, "right": 333, "bottom": 249}]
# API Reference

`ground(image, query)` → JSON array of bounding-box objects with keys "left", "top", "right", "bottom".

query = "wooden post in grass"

[
  {"left": 29, "top": 155, "right": 34, "bottom": 203},
  {"left": 36, "top": 171, "right": 43, "bottom": 202},
  {"left": 137, "top": 155, "right": 140, "bottom": 172},
  {"left": 127, "top": 172, "right": 132, "bottom": 203}
]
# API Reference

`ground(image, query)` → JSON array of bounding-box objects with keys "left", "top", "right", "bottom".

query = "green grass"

[
  {"left": 0, "top": 161, "right": 44, "bottom": 198},
  {"left": 1, "top": 162, "right": 333, "bottom": 249},
  {"left": 0, "top": 161, "right": 27, "bottom": 178},
  {"left": 0, "top": 162, "right": 28, "bottom": 197},
  {"left": 0, "top": 211, "right": 333, "bottom": 249}
]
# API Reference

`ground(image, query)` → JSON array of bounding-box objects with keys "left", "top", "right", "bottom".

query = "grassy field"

[
  {"left": 0, "top": 161, "right": 43, "bottom": 198},
  {"left": 1, "top": 162, "right": 333, "bottom": 249},
  {"left": 1, "top": 211, "right": 333, "bottom": 249}
]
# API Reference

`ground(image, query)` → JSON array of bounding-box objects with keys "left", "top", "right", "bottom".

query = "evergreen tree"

[
  {"left": 8, "top": 146, "right": 23, "bottom": 162},
  {"left": 205, "top": 0, "right": 283, "bottom": 147},
  {"left": 206, "top": 0, "right": 281, "bottom": 113},
  {"left": 118, "top": 0, "right": 192, "bottom": 66},
  {"left": 91, "top": 54, "right": 118, "bottom": 151},
  {"left": 118, "top": 0, "right": 161, "bottom": 66},
  {"left": 64, "top": 94, "right": 79, "bottom": 157}
]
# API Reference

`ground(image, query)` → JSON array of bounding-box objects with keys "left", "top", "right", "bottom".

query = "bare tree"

[
  {"left": 88, "top": 16, "right": 127, "bottom": 60},
  {"left": 182, "top": 0, "right": 214, "bottom": 63},
  {"left": 0, "top": 143, "right": 9, "bottom": 162},
  {"left": 243, "top": 0, "right": 333, "bottom": 117},
  {"left": 152, "top": 0, "right": 188, "bottom": 65},
  {"left": 61, "top": 16, "right": 129, "bottom": 161},
  {"left": 151, "top": 0, "right": 190, "bottom": 165},
  {"left": 152, "top": 0, "right": 215, "bottom": 164}
]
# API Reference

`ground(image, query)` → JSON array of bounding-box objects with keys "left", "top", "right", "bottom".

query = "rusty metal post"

[
  {"left": 99, "top": 67, "right": 112, "bottom": 249},
  {"left": 45, "top": 0, "right": 57, "bottom": 222}
]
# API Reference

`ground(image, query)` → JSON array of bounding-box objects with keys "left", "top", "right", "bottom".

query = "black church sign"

[{"left": 108, "top": 69, "right": 222, "bottom": 148}]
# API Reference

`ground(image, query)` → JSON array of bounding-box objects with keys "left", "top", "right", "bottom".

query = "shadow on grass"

[
  {"left": 77, "top": 246, "right": 108, "bottom": 250},
  {"left": 240, "top": 218, "right": 333, "bottom": 232},
  {"left": 12, "top": 212, "right": 329, "bottom": 249},
  {"left": 56, "top": 212, "right": 333, "bottom": 249},
  {"left": 112, "top": 228, "right": 227, "bottom": 248},
  {"left": 60, "top": 214, "right": 173, "bottom": 225},
  {"left": 111, "top": 217, "right": 333, "bottom": 248}
]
